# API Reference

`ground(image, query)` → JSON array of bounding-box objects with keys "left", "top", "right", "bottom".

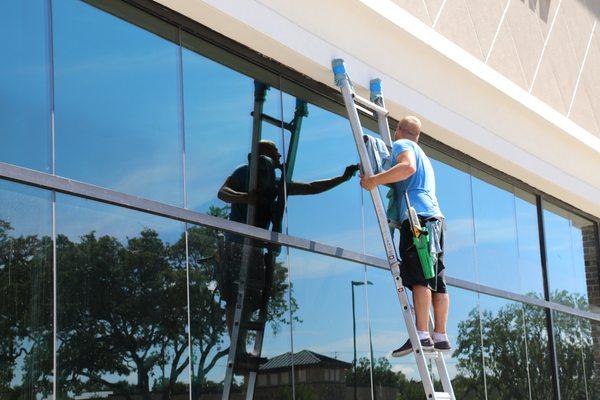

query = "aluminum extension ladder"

[
  {"left": 221, "top": 83, "right": 307, "bottom": 400},
  {"left": 332, "top": 59, "right": 455, "bottom": 400}
]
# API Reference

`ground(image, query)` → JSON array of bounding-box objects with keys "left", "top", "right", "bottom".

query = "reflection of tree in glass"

[
  {"left": 454, "top": 292, "right": 595, "bottom": 400},
  {"left": 550, "top": 292, "right": 595, "bottom": 400},
  {"left": 0, "top": 220, "right": 53, "bottom": 399},
  {"left": 0, "top": 205, "right": 294, "bottom": 400},
  {"left": 187, "top": 206, "right": 297, "bottom": 399},
  {"left": 56, "top": 226, "right": 189, "bottom": 400}
]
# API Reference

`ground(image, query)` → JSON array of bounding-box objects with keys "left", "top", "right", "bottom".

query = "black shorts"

[
  {"left": 216, "top": 240, "right": 273, "bottom": 310},
  {"left": 399, "top": 216, "right": 447, "bottom": 293}
]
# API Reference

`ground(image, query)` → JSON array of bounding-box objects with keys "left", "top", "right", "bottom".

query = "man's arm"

[
  {"left": 218, "top": 175, "right": 256, "bottom": 204},
  {"left": 287, "top": 164, "right": 358, "bottom": 196},
  {"left": 360, "top": 150, "right": 416, "bottom": 190}
]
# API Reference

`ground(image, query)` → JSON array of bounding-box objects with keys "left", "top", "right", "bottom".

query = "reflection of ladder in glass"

[
  {"left": 222, "top": 82, "right": 307, "bottom": 400},
  {"left": 332, "top": 59, "right": 455, "bottom": 400}
]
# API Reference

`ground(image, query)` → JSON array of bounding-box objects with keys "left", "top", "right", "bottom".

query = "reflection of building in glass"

[
  {"left": 255, "top": 350, "right": 350, "bottom": 400},
  {"left": 0, "top": 0, "right": 598, "bottom": 399}
]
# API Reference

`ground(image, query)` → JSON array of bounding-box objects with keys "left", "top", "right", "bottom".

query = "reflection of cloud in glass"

[
  {"left": 290, "top": 253, "right": 357, "bottom": 280},
  {"left": 54, "top": 48, "right": 174, "bottom": 76}
]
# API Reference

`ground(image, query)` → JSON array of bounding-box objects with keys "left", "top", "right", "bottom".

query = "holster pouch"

[{"left": 412, "top": 226, "right": 435, "bottom": 279}]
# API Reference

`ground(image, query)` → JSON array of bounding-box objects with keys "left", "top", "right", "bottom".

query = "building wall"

[
  {"left": 0, "top": 1, "right": 598, "bottom": 400},
  {"left": 396, "top": 0, "right": 600, "bottom": 138}
]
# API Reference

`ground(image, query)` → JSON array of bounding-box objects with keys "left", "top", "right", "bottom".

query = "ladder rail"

[
  {"left": 221, "top": 82, "right": 268, "bottom": 400},
  {"left": 333, "top": 59, "right": 455, "bottom": 400},
  {"left": 245, "top": 98, "right": 307, "bottom": 400},
  {"left": 369, "top": 78, "right": 393, "bottom": 148},
  {"left": 333, "top": 59, "right": 439, "bottom": 400},
  {"left": 428, "top": 312, "right": 455, "bottom": 398}
]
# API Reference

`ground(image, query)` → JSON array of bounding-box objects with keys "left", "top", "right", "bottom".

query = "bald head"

[{"left": 395, "top": 116, "right": 422, "bottom": 142}]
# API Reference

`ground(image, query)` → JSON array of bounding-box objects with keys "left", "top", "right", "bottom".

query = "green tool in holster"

[{"left": 404, "top": 192, "right": 435, "bottom": 279}]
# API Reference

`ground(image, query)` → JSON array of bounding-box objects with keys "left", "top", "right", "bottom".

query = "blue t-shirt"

[{"left": 391, "top": 139, "right": 443, "bottom": 221}]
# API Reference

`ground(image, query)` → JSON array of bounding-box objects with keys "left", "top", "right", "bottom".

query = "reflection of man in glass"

[
  {"left": 359, "top": 116, "right": 451, "bottom": 356},
  {"left": 218, "top": 139, "right": 358, "bottom": 336}
]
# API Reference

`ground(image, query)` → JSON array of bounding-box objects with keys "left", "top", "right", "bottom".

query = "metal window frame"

[
  {"left": 1, "top": 161, "right": 598, "bottom": 324},
  {"left": 537, "top": 195, "right": 561, "bottom": 400}
]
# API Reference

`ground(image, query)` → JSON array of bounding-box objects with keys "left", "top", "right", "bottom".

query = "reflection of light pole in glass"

[{"left": 351, "top": 280, "right": 373, "bottom": 400}]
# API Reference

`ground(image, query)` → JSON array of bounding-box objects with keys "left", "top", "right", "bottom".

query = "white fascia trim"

[{"left": 361, "top": 0, "right": 600, "bottom": 152}]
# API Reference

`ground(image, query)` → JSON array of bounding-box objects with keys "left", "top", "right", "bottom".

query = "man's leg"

[
  {"left": 431, "top": 292, "right": 451, "bottom": 351},
  {"left": 432, "top": 292, "right": 449, "bottom": 333},
  {"left": 392, "top": 284, "right": 433, "bottom": 357},
  {"left": 412, "top": 284, "right": 432, "bottom": 331}
]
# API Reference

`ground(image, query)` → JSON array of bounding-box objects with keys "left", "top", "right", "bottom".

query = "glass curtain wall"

[{"left": 0, "top": 1, "right": 598, "bottom": 400}]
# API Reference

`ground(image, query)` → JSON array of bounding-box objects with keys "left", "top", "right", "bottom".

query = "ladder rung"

[
  {"left": 231, "top": 354, "right": 267, "bottom": 373},
  {"left": 433, "top": 392, "right": 452, "bottom": 400},
  {"left": 241, "top": 320, "right": 265, "bottom": 331},
  {"left": 352, "top": 93, "right": 388, "bottom": 115},
  {"left": 423, "top": 350, "right": 442, "bottom": 359}
]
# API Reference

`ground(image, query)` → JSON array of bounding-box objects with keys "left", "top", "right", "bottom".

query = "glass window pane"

[
  {"left": 0, "top": 180, "right": 53, "bottom": 398},
  {"left": 0, "top": 1, "right": 51, "bottom": 171},
  {"left": 53, "top": 0, "right": 183, "bottom": 205},
  {"left": 56, "top": 194, "right": 189, "bottom": 398},
  {"left": 187, "top": 224, "right": 292, "bottom": 399},
  {"left": 182, "top": 33, "right": 288, "bottom": 250},
  {"left": 366, "top": 268, "right": 486, "bottom": 399},
  {"left": 280, "top": 86, "right": 362, "bottom": 251},
  {"left": 437, "top": 287, "right": 485, "bottom": 399},
  {"left": 289, "top": 250, "right": 369, "bottom": 399},
  {"left": 478, "top": 295, "right": 530, "bottom": 398},
  {"left": 552, "top": 311, "right": 589, "bottom": 399},
  {"left": 522, "top": 303, "right": 555, "bottom": 399},
  {"left": 428, "top": 155, "right": 477, "bottom": 283},
  {"left": 543, "top": 202, "right": 596, "bottom": 310},
  {"left": 580, "top": 317, "right": 598, "bottom": 399},
  {"left": 514, "top": 189, "right": 544, "bottom": 298},
  {"left": 471, "top": 171, "right": 520, "bottom": 293}
]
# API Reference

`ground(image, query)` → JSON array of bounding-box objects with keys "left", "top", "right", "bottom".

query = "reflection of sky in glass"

[
  {"left": 53, "top": 0, "right": 183, "bottom": 205},
  {"left": 432, "top": 159, "right": 477, "bottom": 283},
  {"left": 515, "top": 194, "right": 544, "bottom": 297},
  {"left": 183, "top": 47, "right": 283, "bottom": 214},
  {"left": 0, "top": 0, "right": 51, "bottom": 172},
  {"left": 471, "top": 175, "right": 520, "bottom": 293},
  {"left": 282, "top": 91, "right": 363, "bottom": 251},
  {"left": 289, "top": 249, "right": 370, "bottom": 364}
]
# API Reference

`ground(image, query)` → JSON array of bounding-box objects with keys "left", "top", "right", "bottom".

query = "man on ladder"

[{"left": 359, "top": 115, "right": 451, "bottom": 356}]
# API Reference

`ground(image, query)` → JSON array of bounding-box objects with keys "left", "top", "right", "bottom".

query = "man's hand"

[
  {"left": 343, "top": 164, "right": 360, "bottom": 180},
  {"left": 359, "top": 172, "right": 378, "bottom": 191}
]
